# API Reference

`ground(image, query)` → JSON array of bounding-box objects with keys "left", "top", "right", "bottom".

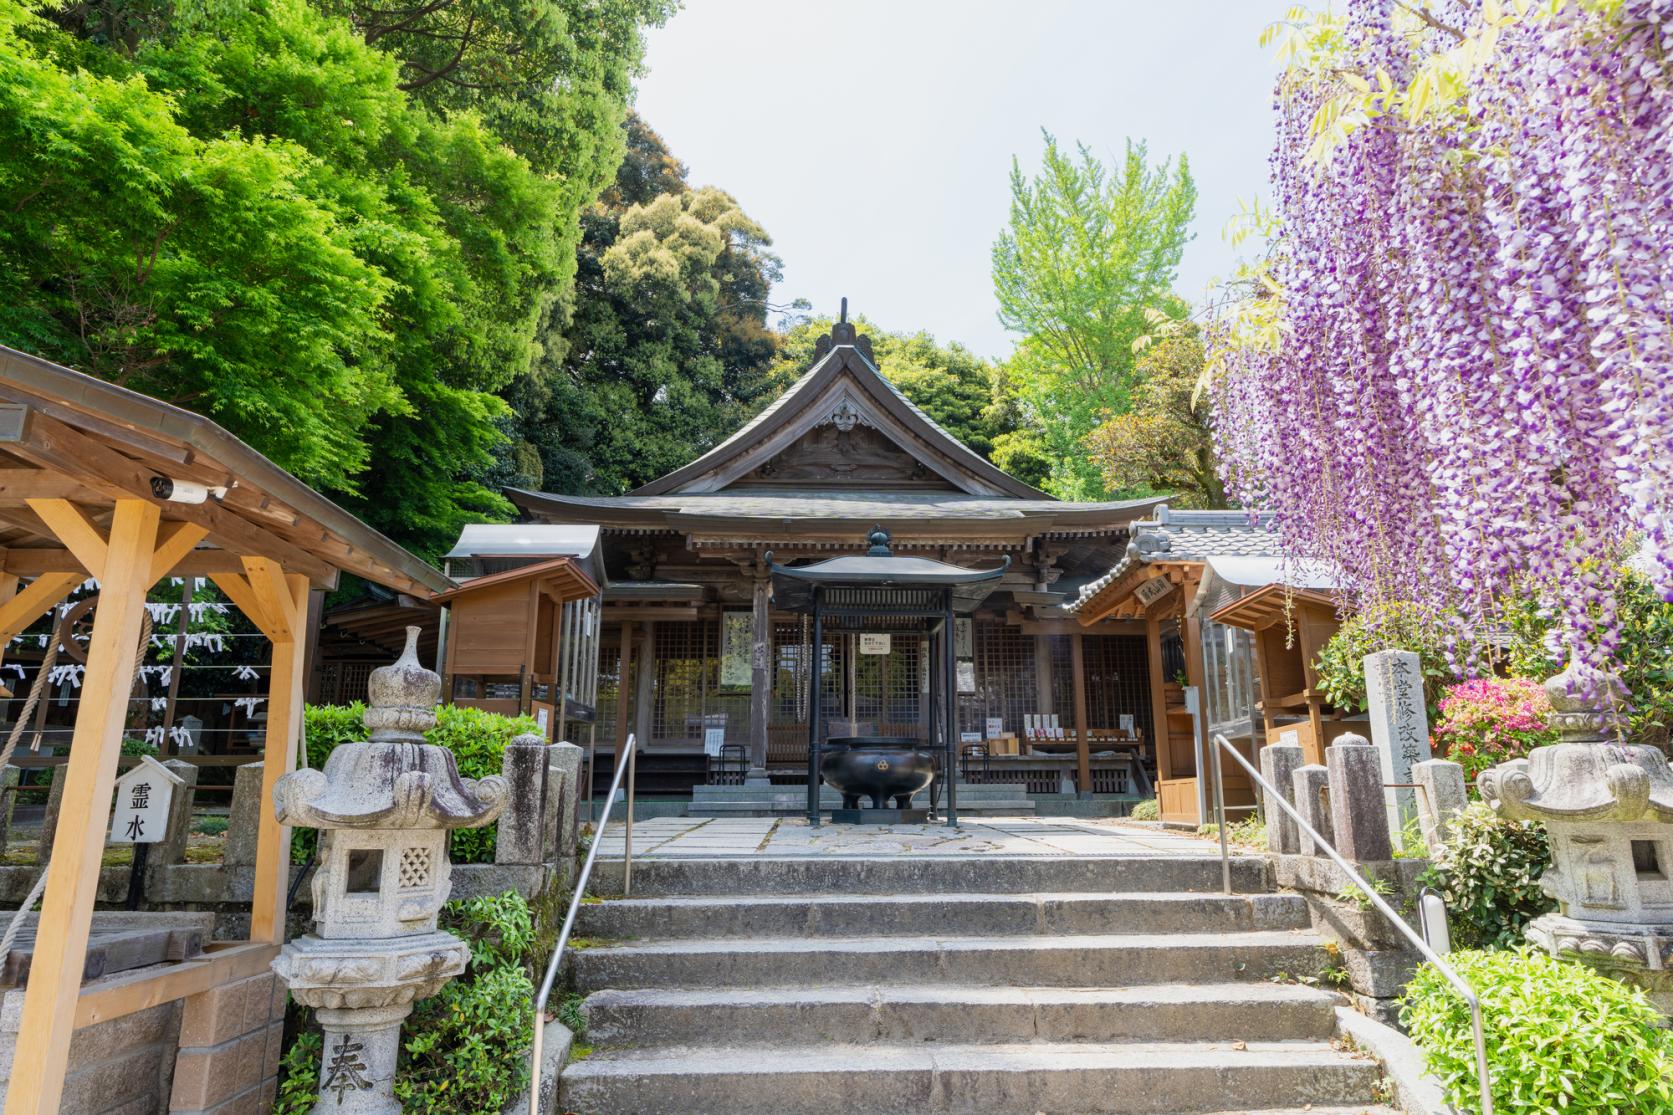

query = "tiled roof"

[
  {"left": 1065, "top": 506, "right": 1278, "bottom": 613},
  {"left": 510, "top": 488, "right": 1157, "bottom": 522}
]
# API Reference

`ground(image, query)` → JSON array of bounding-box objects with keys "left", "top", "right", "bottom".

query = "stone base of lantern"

[
  {"left": 274, "top": 931, "right": 471, "bottom": 1115},
  {"left": 1527, "top": 912, "right": 1673, "bottom": 1014}
]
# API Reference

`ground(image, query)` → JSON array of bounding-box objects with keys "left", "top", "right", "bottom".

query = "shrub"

[
  {"left": 1419, "top": 803, "right": 1552, "bottom": 949},
  {"left": 192, "top": 815, "right": 230, "bottom": 836},
  {"left": 1431, "top": 676, "right": 1557, "bottom": 784},
  {"left": 1313, "top": 601, "right": 1467, "bottom": 715},
  {"left": 1401, "top": 948, "right": 1673, "bottom": 1115},
  {"left": 1504, "top": 566, "right": 1673, "bottom": 749},
  {"left": 1128, "top": 798, "right": 1159, "bottom": 821},
  {"left": 295, "top": 703, "right": 539, "bottom": 863},
  {"left": 272, "top": 1030, "right": 320, "bottom": 1115}
]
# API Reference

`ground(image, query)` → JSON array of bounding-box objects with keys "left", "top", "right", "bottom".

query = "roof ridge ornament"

[{"left": 867, "top": 526, "right": 892, "bottom": 556}]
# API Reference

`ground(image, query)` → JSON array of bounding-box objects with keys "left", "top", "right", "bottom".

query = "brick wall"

[{"left": 168, "top": 972, "right": 285, "bottom": 1115}]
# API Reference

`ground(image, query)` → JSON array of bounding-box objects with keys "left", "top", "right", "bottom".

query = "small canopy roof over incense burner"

[{"left": 768, "top": 529, "right": 1008, "bottom": 826}]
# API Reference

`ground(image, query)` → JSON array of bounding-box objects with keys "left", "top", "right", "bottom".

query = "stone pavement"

[{"left": 593, "top": 816, "right": 1214, "bottom": 858}]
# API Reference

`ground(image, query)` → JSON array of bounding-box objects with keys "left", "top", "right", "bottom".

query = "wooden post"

[
  {"left": 633, "top": 622, "right": 655, "bottom": 749},
  {"left": 1070, "top": 633, "right": 1091, "bottom": 798},
  {"left": 1034, "top": 634, "right": 1054, "bottom": 718},
  {"left": 209, "top": 558, "right": 309, "bottom": 945},
  {"left": 748, "top": 570, "right": 770, "bottom": 783},
  {"left": 5, "top": 498, "right": 159, "bottom": 1115},
  {"left": 0, "top": 573, "right": 16, "bottom": 698},
  {"left": 1146, "top": 613, "right": 1173, "bottom": 781}
]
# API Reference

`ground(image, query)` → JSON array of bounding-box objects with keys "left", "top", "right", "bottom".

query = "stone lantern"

[
  {"left": 271, "top": 627, "right": 508, "bottom": 1113},
  {"left": 1478, "top": 661, "right": 1673, "bottom": 1011}
]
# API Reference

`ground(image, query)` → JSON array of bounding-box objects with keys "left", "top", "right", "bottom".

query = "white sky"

[{"left": 635, "top": 0, "right": 1296, "bottom": 359}]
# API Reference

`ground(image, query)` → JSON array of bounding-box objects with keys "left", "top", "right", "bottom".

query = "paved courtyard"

[{"left": 593, "top": 817, "right": 1218, "bottom": 858}]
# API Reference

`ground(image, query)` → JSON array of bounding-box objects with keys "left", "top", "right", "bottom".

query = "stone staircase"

[{"left": 560, "top": 855, "right": 1396, "bottom": 1115}]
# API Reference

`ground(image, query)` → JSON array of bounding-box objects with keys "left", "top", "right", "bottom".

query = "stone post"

[
  {"left": 495, "top": 734, "right": 546, "bottom": 866},
  {"left": 1260, "top": 740, "right": 1305, "bottom": 855},
  {"left": 151, "top": 758, "right": 199, "bottom": 868},
  {"left": 36, "top": 768, "right": 68, "bottom": 865},
  {"left": 271, "top": 628, "right": 507, "bottom": 1115},
  {"left": 223, "top": 762, "right": 265, "bottom": 867},
  {"left": 1412, "top": 758, "right": 1467, "bottom": 853},
  {"left": 1327, "top": 733, "right": 1393, "bottom": 863},
  {"left": 1363, "top": 650, "right": 1432, "bottom": 848},
  {"left": 1291, "top": 764, "right": 1334, "bottom": 856},
  {"left": 0, "top": 767, "right": 18, "bottom": 857},
  {"left": 549, "top": 742, "right": 583, "bottom": 867}
]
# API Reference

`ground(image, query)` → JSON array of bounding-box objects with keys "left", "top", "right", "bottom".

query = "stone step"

[
  {"left": 558, "top": 1040, "right": 1382, "bottom": 1115},
  {"left": 569, "top": 930, "right": 1332, "bottom": 991},
  {"left": 576, "top": 891, "right": 1310, "bottom": 940},
  {"left": 588, "top": 854, "right": 1268, "bottom": 897},
  {"left": 581, "top": 982, "right": 1345, "bottom": 1046}
]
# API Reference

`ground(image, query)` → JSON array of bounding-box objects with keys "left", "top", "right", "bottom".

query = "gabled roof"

[
  {"left": 1067, "top": 505, "right": 1281, "bottom": 618},
  {"left": 629, "top": 321, "right": 1047, "bottom": 500},
  {"left": 432, "top": 555, "right": 599, "bottom": 604}
]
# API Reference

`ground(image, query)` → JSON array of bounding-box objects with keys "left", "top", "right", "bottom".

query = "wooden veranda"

[{"left": 0, "top": 345, "right": 449, "bottom": 1114}]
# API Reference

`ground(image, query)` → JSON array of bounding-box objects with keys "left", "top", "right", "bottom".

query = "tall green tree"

[
  {"left": 1085, "top": 331, "right": 1225, "bottom": 508},
  {"left": 766, "top": 316, "right": 1036, "bottom": 477},
  {"left": 503, "top": 116, "right": 785, "bottom": 495},
  {"left": 0, "top": 0, "right": 662, "bottom": 557},
  {"left": 992, "top": 133, "right": 1196, "bottom": 499}
]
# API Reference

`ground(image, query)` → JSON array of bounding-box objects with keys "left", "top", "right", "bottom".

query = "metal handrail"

[
  {"left": 1208, "top": 733, "right": 1493, "bottom": 1115},
  {"left": 529, "top": 733, "right": 638, "bottom": 1115}
]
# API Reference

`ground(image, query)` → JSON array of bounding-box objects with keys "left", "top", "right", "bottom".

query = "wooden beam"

[
  {"left": 249, "top": 572, "right": 308, "bottom": 944},
  {"left": 24, "top": 500, "right": 107, "bottom": 576},
  {"left": 241, "top": 557, "right": 296, "bottom": 644},
  {"left": 11, "top": 412, "right": 339, "bottom": 586},
  {"left": 207, "top": 571, "right": 277, "bottom": 637},
  {"left": 0, "top": 471, "right": 104, "bottom": 502},
  {"left": 1146, "top": 613, "right": 1173, "bottom": 782},
  {"left": 148, "top": 522, "right": 210, "bottom": 585},
  {"left": 0, "top": 572, "right": 82, "bottom": 645},
  {"left": 5, "top": 498, "right": 160, "bottom": 1115},
  {"left": 0, "top": 573, "right": 15, "bottom": 698},
  {"left": 1, "top": 547, "right": 247, "bottom": 578},
  {"left": 1070, "top": 633, "right": 1091, "bottom": 797},
  {"left": 75, "top": 941, "right": 280, "bottom": 1028}
]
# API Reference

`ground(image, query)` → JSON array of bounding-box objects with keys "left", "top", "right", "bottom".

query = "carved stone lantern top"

[
  {"left": 1480, "top": 660, "right": 1673, "bottom": 825},
  {"left": 275, "top": 627, "right": 508, "bottom": 832}
]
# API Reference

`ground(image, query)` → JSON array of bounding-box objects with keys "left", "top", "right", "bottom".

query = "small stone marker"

[
  {"left": 109, "top": 755, "right": 184, "bottom": 844},
  {"left": 1327, "top": 733, "right": 1393, "bottom": 863},
  {"left": 1260, "top": 741, "right": 1305, "bottom": 855},
  {"left": 1412, "top": 758, "right": 1468, "bottom": 853},
  {"left": 1362, "top": 650, "right": 1432, "bottom": 847},
  {"left": 1291, "top": 764, "right": 1334, "bottom": 856}
]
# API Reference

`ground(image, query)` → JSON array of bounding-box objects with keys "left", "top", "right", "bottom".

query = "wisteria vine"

[{"left": 1211, "top": 0, "right": 1673, "bottom": 680}]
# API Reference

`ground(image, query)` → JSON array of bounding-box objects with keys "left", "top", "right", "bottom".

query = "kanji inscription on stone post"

[
  {"left": 1362, "top": 649, "right": 1432, "bottom": 850},
  {"left": 108, "top": 755, "right": 182, "bottom": 845}
]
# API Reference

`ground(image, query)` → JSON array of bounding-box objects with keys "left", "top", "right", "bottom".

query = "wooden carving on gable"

[{"left": 736, "top": 423, "right": 947, "bottom": 488}]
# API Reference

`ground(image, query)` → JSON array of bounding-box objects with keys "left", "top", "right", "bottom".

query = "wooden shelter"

[
  {"left": 1068, "top": 509, "right": 1291, "bottom": 824},
  {"left": 436, "top": 555, "right": 601, "bottom": 733},
  {"left": 505, "top": 318, "right": 1165, "bottom": 803},
  {"left": 1209, "top": 582, "right": 1347, "bottom": 766},
  {"left": 0, "top": 344, "right": 448, "bottom": 1114}
]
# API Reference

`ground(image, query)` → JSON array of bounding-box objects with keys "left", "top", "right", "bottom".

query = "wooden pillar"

[
  {"left": 0, "top": 574, "right": 17, "bottom": 698},
  {"left": 1146, "top": 612, "right": 1173, "bottom": 781},
  {"left": 209, "top": 558, "right": 309, "bottom": 945},
  {"left": 634, "top": 622, "right": 655, "bottom": 748},
  {"left": 5, "top": 499, "right": 160, "bottom": 1115},
  {"left": 302, "top": 588, "right": 325, "bottom": 706},
  {"left": 1180, "top": 610, "right": 1206, "bottom": 780},
  {"left": 1033, "top": 634, "right": 1054, "bottom": 718},
  {"left": 614, "top": 621, "right": 635, "bottom": 751},
  {"left": 747, "top": 571, "right": 771, "bottom": 783},
  {"left": 1070, "top": 633, "right": 1091, "bottom": 798}
]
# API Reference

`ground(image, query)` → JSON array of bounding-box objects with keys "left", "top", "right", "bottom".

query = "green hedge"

[
  {"left": 1402, "top": 948, "right": 1673, "bottom": 1114},
  {"left": 1419, "top": 803, "right": 1552, "bottom": 950},
  {"left": 295, "top": 704, "right": 540, "bottom": 864}
]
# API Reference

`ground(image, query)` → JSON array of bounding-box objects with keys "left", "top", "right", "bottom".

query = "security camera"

[{"left": 149, "top": 477, "right": 227, "bottom": 504}]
